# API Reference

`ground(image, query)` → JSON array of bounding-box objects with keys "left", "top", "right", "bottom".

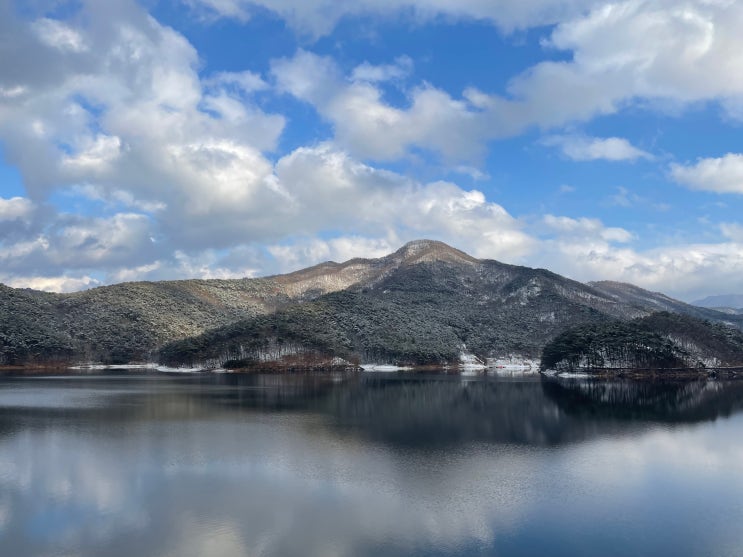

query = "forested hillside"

[{"left": 540, "top": 312, "right": 743, "bottom": 373}]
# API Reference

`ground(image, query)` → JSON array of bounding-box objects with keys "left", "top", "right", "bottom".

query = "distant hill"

[
  {"left": 692, "top": 294, "right": 743, "bottom": 312},
  {"left": 589, "top": 281, "right": 742, "bottom": 322},
  {"left": 3, "top": 239, "right": 743, "bottom": 368}
]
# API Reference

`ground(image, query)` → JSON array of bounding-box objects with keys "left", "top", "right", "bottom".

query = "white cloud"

[
  {"left": 720, "top": 223, "right": 743, "bottom": 243},
  {"left": 453, "top": 166, "right": 490, "bottom": 181},
  {"left": 50, "top": 213, "right": 155, "bottom": 266},
  {"left": 269, "top": 1, "right": 743, "bottom": 162},
  {"left": 67, "top": 184, "right": 167, "bottom": 213},
  {"left": 0, "top": 212, "right": 158, "bottom": 281},
  {"left": 2, "top": 275, "right": 100, "bottom": 293},
  {"left": 272, "top": 144, "right": 536, "bottom": 265},
  {"left": 543, "top": 134, "right": 652, "bottom": 161},
  {"left": 183, "top": 0, "right": 253, "bottom": 22},
  {"left": 0, "top": 1, "right": 286, "bottom": 252},
  {"left": 514, "top": 0, "right": 743, "bottom": 124},
  {"left": 183, "top": 0, "right": 604, "bottom": 38},
  {"left": 272, "top": 50, "right": 489, "bottom": 161},
  {"left": 543, "top": 215, "right": 634, "bottom": 243},
  {"left": 0, "top": 197, "right": 35, "bottom": 222},
  {"left": 99, "top": 248, "right": 263, "bottom": 285},
  {"left": 670, "top": 153, "right": 743, "bottom": 194},
  {"left": 0, "top": 85, "right": 27, "bottom": 99},
  {"left": 62, "top": 134, "right": 123, "bottom": 174},
  {"left": 536, "top": 229, "right": 743, "bottom": 300},
  {"left": 267, "top": 237, "right": 396, "bottom": 272},
  {"left": 31, "top": 18, "right": 88, "bottom": 53},
  {"left": 273, "top": 1, "right": 743, "bottom": 162},
  {"left": 8, "top": 0, "right": 743, "bottom": 189},
  {"left": 351, "top": 56, "right": 413, "bottom": 83},
  {"left": 548, "top": 0, "right": 743, "bottom": 99},
  {"left": 204, "top": 70, "right": 269, "bottom": 93}
]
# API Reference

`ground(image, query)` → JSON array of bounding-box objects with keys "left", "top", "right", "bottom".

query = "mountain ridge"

[
  {"left": 2, "top": 240, "right": 741, "bottom": 367},
  {"left": 692, "top": 294, "right": 743, "bottom": 312}
]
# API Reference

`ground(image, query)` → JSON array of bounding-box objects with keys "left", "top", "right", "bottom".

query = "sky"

[{"left": 0, "top": 0, "right": 742, "bottom": 301}]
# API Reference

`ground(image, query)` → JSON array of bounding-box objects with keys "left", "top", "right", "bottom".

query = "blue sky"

[{"left": 0, "top": 0, "right": 742, "bottom": 300}]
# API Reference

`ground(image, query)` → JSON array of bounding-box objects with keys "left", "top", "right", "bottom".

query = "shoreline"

[
  {"left": 545, "top": 366, "right": 743, "bottom": 379},
  {"left": 4, "top": 362, "right": 743, "bottom": 379}
]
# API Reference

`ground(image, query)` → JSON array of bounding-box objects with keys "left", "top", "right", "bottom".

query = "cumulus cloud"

[
  {"left": 8, "top": 0, "right": 743, "bottom": 177},
  {"left": 269, "top": 1, "right": 743, "bottom": 162},
  {"left": 351, "top": 56, "right": 413, "bottom": 83},
  {"left": 273, "top": 0, "right": 743, "bottom": 165},
  {"left": 535, "top": 230, "right": 743, "bottom": 301},
  {"left": 0, "top": 0, "right": 291, "bottom": 281},
  {"left": 512, "top": 0, "right": 743, "bottom": 125},
  {"left": 272, "top": 50, "right": 492, "bottom": 161},
  {"left": 272, "top": 144, "right": 536, "bottom": 263},
  {"left": 670, "top": 153, "right": 743, "bottom": 194},
  {"left": 0, "top": 0, "right": 285, "bottom": 207},
  {"left": 0, "top": 137, "right": 537, "bottom": 287},
  {"left": 543, "top": 215, "right": 634, "bottom": 243},
  {"left": 185, "top": 0, "right": 743, "bottom": 119},
  {"left": 0, "top": 212, "right": 157, "bottom": 276},
  {"left": 542, "top": 134, "right": 652, "bottom": 161}
]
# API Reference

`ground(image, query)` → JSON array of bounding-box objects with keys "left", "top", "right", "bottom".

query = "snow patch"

[
  {"left": 69, "top": 363, "right": 159, "bottom": 371},
  {"left": 361, "top": 364, "right": 411, "bottom": 372},
  {"left": 155, "top": 366, "right": 209, "bottom": 373},
  {"left": 459, "top": 346, "right": 485, "bottom": 370},
  {"left": 69, "top": 363, "right": 210, "bottom": 373}
]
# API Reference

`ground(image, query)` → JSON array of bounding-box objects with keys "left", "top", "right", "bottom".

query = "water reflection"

[
  {"left": 4, "top": 373, "right": 743, "bottom": 446},
  {"left": 1, "top": 372, "right": 743, "bottom": 557},
  {"left": 542, "top": 377, "right": 743, "bottom": 422},
  {"left": 326, "top": 375, "right": 743, "bottom": 446}
]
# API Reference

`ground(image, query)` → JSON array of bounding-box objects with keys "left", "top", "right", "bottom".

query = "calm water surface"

[{"left": 1, "top": 372, "right": 742, "bottom": 556}]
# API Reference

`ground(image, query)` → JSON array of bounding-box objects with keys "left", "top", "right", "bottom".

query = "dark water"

[{"left": 1, "top": 372, "right": 743, "bottom": 557}]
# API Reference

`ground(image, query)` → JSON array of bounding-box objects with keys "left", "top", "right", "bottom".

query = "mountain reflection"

[
  {"left": 326, "top": 376, "right": 577, "bottom": 446},
  {"left": 541, "top": 377, "right": 743, "bottom": 423},
  {"left": 2, "top": 372, "right": 743, "bottom": 449},
  {"left": 320, "top": 375, "right": 743, "bottom": 446}
]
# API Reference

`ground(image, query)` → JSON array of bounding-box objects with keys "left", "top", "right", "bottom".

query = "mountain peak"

[
  {"left": 271, "top": 240, "right": 477, "bottom": 299},
  {"left": 391, "top": 239, "right": 478, "bottom": 265}
]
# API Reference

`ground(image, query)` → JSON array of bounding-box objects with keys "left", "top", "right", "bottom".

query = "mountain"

[
  {"left": 159, "top": 242, "right": 743, "bottom": 368},
  {"left": 692, "top": 294, "right": 743, "bottom": 313},
  {"left": 2, "top": 239, "right": 742, "bottom": 368}
]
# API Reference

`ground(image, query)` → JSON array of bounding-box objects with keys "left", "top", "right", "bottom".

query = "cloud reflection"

[{"left": 1, "top": 374, "right": 743, "bottom": 556}]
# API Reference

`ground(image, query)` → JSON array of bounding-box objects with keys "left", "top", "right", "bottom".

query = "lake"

[{"left": 1, "top": 371, "right": 742, "bottom": 556}]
